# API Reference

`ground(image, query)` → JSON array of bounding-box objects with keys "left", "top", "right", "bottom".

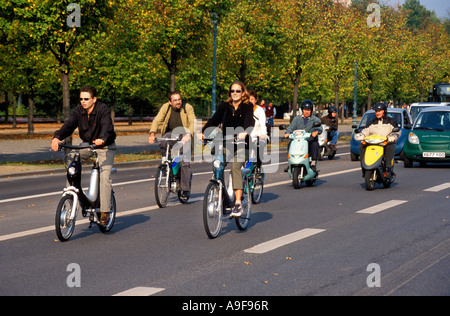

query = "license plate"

[{"left": 423, "top": 152, "right": 445, "bottom": 158}]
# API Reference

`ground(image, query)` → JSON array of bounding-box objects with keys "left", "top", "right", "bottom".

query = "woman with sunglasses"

[{"left": 198, "top": 81, "right": 254, "bottom": 217}]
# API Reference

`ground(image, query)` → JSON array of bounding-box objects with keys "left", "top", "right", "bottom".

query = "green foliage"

[{"left": 1, "top": 0, "right": 449, "bottom": 120}]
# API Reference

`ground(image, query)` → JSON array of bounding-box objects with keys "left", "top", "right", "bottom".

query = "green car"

[{"left": 404, "top": 106, "right": 450, "bottom": 167}]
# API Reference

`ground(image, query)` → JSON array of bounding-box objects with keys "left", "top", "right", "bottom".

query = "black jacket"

[
  {"left": 54, "top": 102, "right": 116, "bottom": 146},
  {"left": 202, "top": 101, "right": 254, "bottom": 137}
]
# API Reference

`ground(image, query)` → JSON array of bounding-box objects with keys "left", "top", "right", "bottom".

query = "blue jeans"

[{"left": 329, "top": 130, "right": 339, "bottom": 146}]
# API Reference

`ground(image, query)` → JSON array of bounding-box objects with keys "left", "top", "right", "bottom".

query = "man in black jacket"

[
  {"left": 51, "top": 86, "right": 116, "bottom": 225},
  {"left": 320, "top": 105, "right": 339, "bottom": 151}
]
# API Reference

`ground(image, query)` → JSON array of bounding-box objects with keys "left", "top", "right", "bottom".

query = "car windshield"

[
  {"left": 410, "top": 106, "right": 429, "bottom": 122},
  {"left": 414, "top": 111, "right": 450, "bottom": 131},
  {"left": 359, "top": 112, "right": 402, "bottom": 129}
]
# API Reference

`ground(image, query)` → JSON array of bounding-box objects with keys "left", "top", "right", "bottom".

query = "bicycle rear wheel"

[
  {"left": 236, "top": 177, "right": 251, "bottom": 231},
  {"left": 98, "top": 191, "right": 116, "bottom": 233},
  {"left": 155, "top": 165, "right": 170, "bottom": 208},
  {"left": 203, "top": 181, "right": 223, "bottom": 239},
  {"left": 55, "top": 195, "right": 76, "bottom": 242},
  {"left": 251, "top": 167, "right": 264, "bottom": 204}
]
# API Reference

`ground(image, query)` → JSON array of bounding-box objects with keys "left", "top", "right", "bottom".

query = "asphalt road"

[{"left": 0, "top": 145, "right": 449, "bottom": 300}]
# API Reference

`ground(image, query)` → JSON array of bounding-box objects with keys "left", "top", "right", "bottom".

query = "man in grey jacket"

[{"left": 284, "top": 100, "right": 323, "bottom": 171}]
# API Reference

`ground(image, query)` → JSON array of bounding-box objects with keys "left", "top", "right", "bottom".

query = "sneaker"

[
  {"left": 283, "top": 166, "right": 289, "bottom": 172},
  {"left": 232, "top": 204, "right": 242, "bottom": 217}
]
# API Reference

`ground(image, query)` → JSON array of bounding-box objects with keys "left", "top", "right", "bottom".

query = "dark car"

[{"left": 350, "top": 108, "right": 412, "bottom": 161}]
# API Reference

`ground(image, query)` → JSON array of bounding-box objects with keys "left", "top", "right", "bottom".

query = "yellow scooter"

[{"left": 359, "top": 132, "right": 397, "bottom": 191}]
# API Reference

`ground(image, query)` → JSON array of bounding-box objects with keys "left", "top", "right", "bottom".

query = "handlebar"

[
  {"left": 58, "top": 142, "right": 98, "bottom": 151},
  {"left": 202, "top": 135, "right": 247, "bottom": 146},
  {"left": 155, "top": 137, "right": 181, "bottom": 143}
]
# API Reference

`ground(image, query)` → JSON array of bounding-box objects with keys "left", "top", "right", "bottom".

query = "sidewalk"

[
  {"left": 0, "top": 123, "right": 354, "bottom": 162},
  {"left": 0, "top": 134, "right": 158, "bottom": 163},
  {"left": 0, "top": 118, "right": 357, "bottom": 177}
]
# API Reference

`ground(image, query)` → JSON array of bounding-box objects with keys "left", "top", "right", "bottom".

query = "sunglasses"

[
  {"left": 80, "top": 98, "right": 91, "bottom": 101},
  {"left": 230, "top": 90, "right": 242, "bottom": 93}
]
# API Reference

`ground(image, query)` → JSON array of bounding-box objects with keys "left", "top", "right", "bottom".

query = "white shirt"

[{"left": 251, "top": 105, "right": 267, "bottom": 141}]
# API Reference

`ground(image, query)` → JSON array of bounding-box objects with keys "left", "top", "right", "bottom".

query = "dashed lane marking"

[
  {"left": 244, "top": 228, "right": 326, "bottom": 254},
  {"left": 113, "top": 287, "right": 165, "bottom": 296},
  {"left": 356, "top": 200, "right": 408, "bottom": 215}
]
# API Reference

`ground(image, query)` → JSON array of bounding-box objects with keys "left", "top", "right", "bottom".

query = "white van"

[{"left": 409, "top": 102, "right": 450, "bottom": 123}]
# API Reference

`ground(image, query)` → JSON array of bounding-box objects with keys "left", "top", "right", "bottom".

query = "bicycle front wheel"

[
  {"left": 236, "top": 178, "right": 251, "bottom": 231},
  {"left": 155, "top": 165, "right": 170, "bottom": 208},
  {"left": 203, "top": 181, "right": 223, "bottom": 239},
  {"left": 55, "top": 195, "right": 77, "bottom": 242}
]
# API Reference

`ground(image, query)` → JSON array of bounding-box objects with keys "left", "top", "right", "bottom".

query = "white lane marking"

[
  {"left": 244, "top": 228, "right": 326, "bottom": 254},
  {"left": 264, "top": 167, "right": 361, "bottom": 188},
  {"left": 356, "top": 200, "right": 408, "bottom": 215},
  {"left": 113, "top": 287, "right": 165, "bottom": 296},
  {"left": 0, "top": 162, "right": 356, "bottom": 204},
  {"left": 423, "top": 183, "right": 450, "bottom": 192},
  {"left": 0, "top": 197, "right": 203, "bottom": 243}
]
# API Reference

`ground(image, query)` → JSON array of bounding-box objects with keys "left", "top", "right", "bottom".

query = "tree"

[
  {"left": 402, "top": 0, "right": 440, "bottom": 31},
  {"left": 4, "top": 0, "right": 115, "bottom": 126},
  {"left": 321, "top": 2, "right": 363, "bottom": 121},
  {"left": 133, "top": 0, "right": 220, "bottom": 93},
  {"left": 270, "top": 0, "right": 323, "bottom": 119}
]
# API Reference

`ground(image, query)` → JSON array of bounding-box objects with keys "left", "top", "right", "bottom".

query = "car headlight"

[{"left": 408, "top": 132, "right": 419, "bottom": 144}]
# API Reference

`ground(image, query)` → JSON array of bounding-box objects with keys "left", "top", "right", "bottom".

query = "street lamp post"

[
  {"left": 353, "top": 60, "right": 358, "bottom": 129},
  {"left": 210, "top": 11, "right": 219, "bottom": 116}
]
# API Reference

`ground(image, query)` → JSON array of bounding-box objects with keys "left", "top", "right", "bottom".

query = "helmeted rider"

[
  {"left": 284, "top": 99, "right": 322, "bottom": 171},
  {"left": 320, "top": 105, "right": 339, "bottom": 151},
  {"left": 355, "top": 102, "right": 399, "bottom": 177}
]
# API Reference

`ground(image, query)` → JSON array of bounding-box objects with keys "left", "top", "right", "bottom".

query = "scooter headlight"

[
  {"left": 68, "top": 166, "right": 76, "bottom": 176},
  {"left": 408, "top": 132, "right": 419, "bottom": 144},
  {"left": 365, "top": 138, "right": 385, "bottom": 145},
  {"left": 213, "top": 160, "right": 222, "bottom": 168}
]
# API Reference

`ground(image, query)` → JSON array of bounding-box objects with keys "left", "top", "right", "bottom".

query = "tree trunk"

[
  {"left": 3, "top": 91, "right": 9, "bottom": 124},
  {"left": 27, "top": 95, "right": 34, "bottom": 136},
  {"left": 334, "top": 79, "right": 342, "bottom": 123},
  {"left": 169, "top": 48, "right": 178, "bottom": 92},
  {"left": 367, "top": 87, "right": 373, "bottom": 113},
  {"left": 128, "top": 103, "right": 133, "bottom": 126},
  {"left": 291, "top": 75, "right": 300, "bottom": 122},
  {"left": 61, "top": 66, "right": 70, "bottom": 122},
  {"left": 60, "top": 60, "right": 72, "bottom": 145}
]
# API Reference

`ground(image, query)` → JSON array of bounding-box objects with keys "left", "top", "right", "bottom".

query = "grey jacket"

[
  {"left": 360, "top": 116, "right": 399, "bottom": 142},
  {"left": 286, "top": 115, "right": 323, "bottom": 135}
]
